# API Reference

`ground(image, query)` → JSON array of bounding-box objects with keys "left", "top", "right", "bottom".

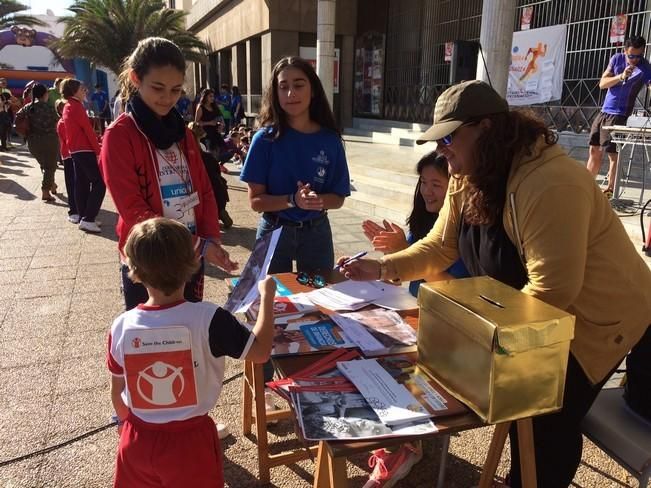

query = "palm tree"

[
  {"left": 51, "top": 0, "right": 207, "bottom": 75},
  {"left": 0, "top": 0, "right": 47, "bottom": 29}
]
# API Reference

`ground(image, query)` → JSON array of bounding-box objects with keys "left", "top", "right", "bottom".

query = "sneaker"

[
  {"left": 215, "top": 421, "right": 231, "bottom": 440},
  {"left": 79, "top": 220, "right": 102, "bottom": 233},
  {"left": 362, "top": 442, "right": 423, "bottom": 488},
  {"left": 265, "top": 390, "right": 279, "bottom": 425},
  {"left": 67, "top": 214, "right": 81, "bottom": 224}
]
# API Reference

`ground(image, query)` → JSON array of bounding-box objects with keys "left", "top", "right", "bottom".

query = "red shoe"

[{"left": 362, "top": 442, "right": 422, "bottom": 488}]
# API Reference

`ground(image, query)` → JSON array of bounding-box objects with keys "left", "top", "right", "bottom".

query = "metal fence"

[{"left": 378, "top": 0, "right": 651, "bottom": 131}]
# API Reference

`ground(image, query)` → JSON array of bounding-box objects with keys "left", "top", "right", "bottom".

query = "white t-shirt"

[
  {"left": 108, "top": 300, "right": 254, "bottom": 423},
  {"left": 156, "top": 143, "right": 197, "bottom": 234}
]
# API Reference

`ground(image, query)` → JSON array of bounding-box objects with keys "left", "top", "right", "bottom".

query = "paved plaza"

[{"left": 0, "top": 140, "right": 647, "bottom": 487}]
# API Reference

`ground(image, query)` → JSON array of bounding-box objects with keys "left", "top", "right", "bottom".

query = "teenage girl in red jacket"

[
  {"left": 100, "top": 37, "right": 237, "bottom": 312},
  {"left": 61, "top": 79, "right": 106, "bottom": 233}
]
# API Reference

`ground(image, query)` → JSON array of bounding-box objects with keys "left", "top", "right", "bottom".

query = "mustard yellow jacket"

[{"left": 382, "top": 140, "right": 651, "bottom": 384}]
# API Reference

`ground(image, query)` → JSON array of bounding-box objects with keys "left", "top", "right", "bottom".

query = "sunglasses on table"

[
  {"left": 438, "top": 121, "right": 478, "bottom": 146},
  {"left": 296, "top": 272, "right": 327, "bottom": 288}
]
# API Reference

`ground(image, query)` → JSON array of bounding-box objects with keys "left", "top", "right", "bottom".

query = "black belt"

[{"left": 263, "top": 212, "right": 328, "bottom": 229}]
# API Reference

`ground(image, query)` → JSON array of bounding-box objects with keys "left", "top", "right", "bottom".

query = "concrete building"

[{"left": 181, "top": 0, "right": 651, "bottom": 141}]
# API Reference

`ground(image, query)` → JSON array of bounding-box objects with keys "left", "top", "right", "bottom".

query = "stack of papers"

[{"left": 305, "top": 280, "right": 417, "bottom": 311}]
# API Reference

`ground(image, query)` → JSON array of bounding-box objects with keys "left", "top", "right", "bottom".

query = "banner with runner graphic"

[{"left": 506, "top": 24, "right": 568, "bottom": 106}]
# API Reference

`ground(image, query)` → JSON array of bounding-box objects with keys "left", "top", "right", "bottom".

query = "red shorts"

[{"left": 114, "top": 413, "right": 224, "bottom": 488}]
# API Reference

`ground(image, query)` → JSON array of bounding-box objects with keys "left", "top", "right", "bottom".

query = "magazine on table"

[
  {"left": 330, "top": 309, "right": 417, "bottom": 356},
  {"left": 269, "top": 315, "right": 357, "bottom": 357},
  {"left": 290, "top": 386, "right": 437, "bottom": 441},
  {"left": 228, "top": 275, "right": 293, "bottom": 297},
  {"left": 337, "top": 358, "right": 433, "bottom": 426},
  {"left": 223, "top": 227, "right": 282, "bottom": 313},
  {"left": 246, "top": 293, "right": 319, "bottom": 322}
]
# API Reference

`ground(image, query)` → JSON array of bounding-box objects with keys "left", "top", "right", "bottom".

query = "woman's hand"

[
  {"left": 295, "top": 181, "right": 324, "bottom": 211},
  {"left": 372, "top": 221, "right": 408, "bottom": 254},
  {"left": 362, "top": 219, "right": 384, "bottom": 242},
  {"left": 336, "top": 256, "right": 381, "bottom": 281},
  {"left": 204, "top": 240, "right": 238, "bottom": 273}
]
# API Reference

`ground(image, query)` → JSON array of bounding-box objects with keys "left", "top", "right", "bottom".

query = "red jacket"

[
  {"left": 62, "top": 97, "right": 101, "bottom": 155},
  {"left": 100, "top": 112, "right": 220, "bottom": 254},
  {"left": 56, "top": 119, "right": 70, "bottom": 159}
]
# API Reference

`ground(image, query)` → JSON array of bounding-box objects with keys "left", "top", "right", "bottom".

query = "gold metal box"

[{"left": 417, "top": 276, "right": 575, "bottom": 424}]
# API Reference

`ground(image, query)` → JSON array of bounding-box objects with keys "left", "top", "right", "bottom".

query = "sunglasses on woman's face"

[
  {"left": 296, "top": 272, "right": 327, "bottom": 288},
  {"left": 627, "top": 54, "right": 644, "bottom": 59},
  {"left": 438, "top": 121, "right": 477, "bottom": 146}
]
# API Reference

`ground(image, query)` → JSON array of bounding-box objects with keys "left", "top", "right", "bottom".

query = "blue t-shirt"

[
  {"left": 176, "top": 96, "right": 191, "bottom": 116},
  {"left": 240, "top": 126, "right": 351, "bottom": 221},
  {"left": 217, "top": 94, "right": 232, "bottom": 118},
  {"left": 602, "top": 53, "right": 651, "bottom": 116},
  {"left": 406, "top": 230, "right": 470, "bottom": 298},
  {"left": 91, "top": 90, "right": 108, "bottom": 113},
  {"left": 231, "top": 94, "right": 242, "bottom": 115}
]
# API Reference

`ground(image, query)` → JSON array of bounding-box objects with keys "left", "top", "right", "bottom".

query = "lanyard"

[{"left": 157, "top": 145, "right": 192, "bottom": 194}]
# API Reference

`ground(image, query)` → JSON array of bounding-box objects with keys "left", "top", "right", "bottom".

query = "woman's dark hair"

[
  {"left": 31, "top": 83, "right": 47, "bottom": 99},
  {"left": 231, "top": 86, "right": 240, "bottom": 96},
  {"left": 463, "top": 109, "right": 557, "bottom": 226},
  {"left": 119, "top": 37, "right": 186, "bottom": 100},
  {"left": 60, "top": 79, "right": 82, "bottom": 99},
  {"left": 258, "top": 56, "right": 339, "bottom": 139},
  {"left": 407, "top": 152, "right": 450, "bottom": 240},
  {"left": 625, "top": 35, "right": 646, "bottom": 49},
  {"left": 199, "top": 88, "right": 214, "bottom": 107}
]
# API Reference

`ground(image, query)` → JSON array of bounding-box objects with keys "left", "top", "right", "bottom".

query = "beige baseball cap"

[{"left": 416, "top": 80, "right": 509, "bottom": 145}]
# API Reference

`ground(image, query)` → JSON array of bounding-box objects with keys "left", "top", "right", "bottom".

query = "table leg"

[
  {"left": 242, "top": 360, "right": 253, "bottom": 435},
  {"left": 516, "top": 418, "right": 537, "bottom": 488},
  {"left": 313, "top": 442, "right": 347, "bottom": 488},
  {"left": 252, "top": 361, "right": 271, "bottom": 483},
  {"left": 477, "top": 422, "right": 510, "bottom": 488}
]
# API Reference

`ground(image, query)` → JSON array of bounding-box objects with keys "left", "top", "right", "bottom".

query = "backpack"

[{"left": 14, "top": 103, "right": 33, "bottom": 137}]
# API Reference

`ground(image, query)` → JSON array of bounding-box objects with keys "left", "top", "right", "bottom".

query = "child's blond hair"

[{"left": 124, "top": 218, "right": 199, "bottom": 295}]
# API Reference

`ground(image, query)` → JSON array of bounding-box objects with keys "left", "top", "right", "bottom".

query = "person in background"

[
  {"left": 340, "top": 80, "right": 651, "bottom": 488},
  {"left": 47, "top": 78, "right": 63, "bottom": 109},
  {"left": 0, "top": 77, "right": 10, "bottom": 96},
  {"left": 189, "top": 122, "right": 233, "bottom": 229},
  {"left": 112, "top": 90, "right": 124, "bottom": 119},
  {"left": 108, "top": 217, "right": 275, "bottom": 488},
  {"left": 220, "top": 130, "right": 243, "bottom": 164},
  {"left": 586, "top": 35, "right": 651, "bottom": 198},
  {"left": 0, "top": 92, "right": 13, "bottom": 151},
  {"left": 176, "top": 89, "right": 192, "bottom": 122},
  {"left": 91, "top": 83, "right": 111, "bottom": 133},
  {"left": 194, "top": 88, "right": 224, "bottom": 156},
  {"left": 362, "top": 152, "right": 469, "bottom": 298},
  {"left": 61, "top": 79, "right": 105, "bottom": 233},
  {"left": 16, "top": 83, "right": 59, "bottom": 201},
  {"left": 230, "top": 85, "right": 243, "bottom": 126},
  {"left": 55, "top": 99, "right": 78, "bottom": 223},
  {"left": 217, "top": 84, "right": 232, "bottom": 132}
]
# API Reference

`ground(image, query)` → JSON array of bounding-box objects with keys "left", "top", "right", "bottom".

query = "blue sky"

[{"left": 25, "top": 0, "right": 74, "bottom": 16}]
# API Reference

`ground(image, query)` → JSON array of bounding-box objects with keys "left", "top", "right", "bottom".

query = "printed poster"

[
  {"left": 610, "top": 14, "right": 627, "bottom": 44},
  {"left": 507, "top": 24, "right": 568, "bottom": 106},
  {"left": 521, "top": 6, "right": 533, "bottom": 31},
  {"left": 444, "top": 42, "right": 453, "bottom": 62},
  {"left": 299, "top": 46, "right": 340, "bottom": 93}
]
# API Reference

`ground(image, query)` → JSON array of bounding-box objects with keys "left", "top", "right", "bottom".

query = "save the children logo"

[{"left": 123, "top": 327, "right": 198, "bottom": 410}]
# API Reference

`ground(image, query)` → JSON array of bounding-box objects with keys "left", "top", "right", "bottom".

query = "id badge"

[{"left": 178, "top": 192, "right": 200, "bottom": 213}]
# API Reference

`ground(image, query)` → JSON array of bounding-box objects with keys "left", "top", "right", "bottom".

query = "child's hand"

[{"left": 258, "top": 276, "right": 276, "bottom": 299}]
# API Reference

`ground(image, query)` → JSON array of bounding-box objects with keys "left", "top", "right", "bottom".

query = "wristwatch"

[{"left": 287, "top": 193, "right": 296, "bottom": 208}]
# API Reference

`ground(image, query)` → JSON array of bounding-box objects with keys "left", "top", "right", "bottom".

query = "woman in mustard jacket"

[{"left": 340, "top": 80, "right": 651, "bottom": 488}]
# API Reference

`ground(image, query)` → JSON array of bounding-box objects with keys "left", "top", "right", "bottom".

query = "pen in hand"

[{"left": 334, "top": 251, "right": 368, "bottom": 271}]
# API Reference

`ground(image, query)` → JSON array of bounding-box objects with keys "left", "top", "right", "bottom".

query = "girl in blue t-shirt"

[
  {"left": 241, "top": 56, "right": 350, "bottom": 275},
  {"left": 362, "top": 152, "right": 469, "bottom": 297}
]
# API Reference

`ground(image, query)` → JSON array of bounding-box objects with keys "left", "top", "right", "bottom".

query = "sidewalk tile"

[
  {"left": 14, "top": 278, "right": 76, "bottom": 299},
  {"left": 0, "top": 334, "right": 64, "bottom": 368}
]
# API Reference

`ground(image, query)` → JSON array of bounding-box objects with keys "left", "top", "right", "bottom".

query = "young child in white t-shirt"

[{"left": 107, "top": 217, "right": 275, "bottom": 487}]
